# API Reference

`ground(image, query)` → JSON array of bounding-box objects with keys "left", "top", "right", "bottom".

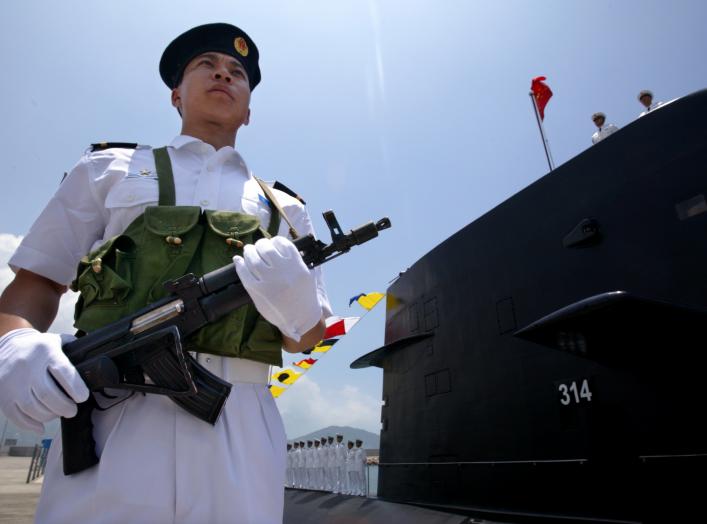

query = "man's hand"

[
  {"left": 233, "top": 236, "right": 323, "bottom": 343},
  {"left": 0, "top": 329, "right": 89, "bottom": 433}
]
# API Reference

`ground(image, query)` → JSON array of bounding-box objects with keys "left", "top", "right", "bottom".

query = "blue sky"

[{"left": 1, "top": 0, "right": 705, "bottom": 439}]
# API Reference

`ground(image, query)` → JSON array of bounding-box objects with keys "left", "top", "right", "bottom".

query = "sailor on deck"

[
  {"left": 305, "top": 440, "right": 314, "bottom": 489},
  {"left": 345, "top": 440, "right": 356, "bottom": 495},
  {"left": 326, "top": 435, "right": 335, "bottom": 491},
  {"left": 314, "top": 439, "right": 324, "bottom": 489},
  {"left": 591, "top": 112, "right": 619, "bottom": 144},
  {"left": 296, "top": 440, "right": 305, "bottom": 488},
  {"left": 286, "top": 443, "right": 293, "bottom": 487},
  {"left": 334, "top": 434, "right": 346, "bottom": 493},
  {"left": 292, "top": 441, "right": 300, "bottom": 487},
  {"left": 354, "top": 439, "right": 367, "bottom": 496},
  {"left": 317, "top": 437, "right": 327, "bottom": 490}
]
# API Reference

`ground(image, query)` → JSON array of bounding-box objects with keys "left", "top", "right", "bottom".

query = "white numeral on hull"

[{"left": 558, "top": 379, "right": 592, "bottom": 405}]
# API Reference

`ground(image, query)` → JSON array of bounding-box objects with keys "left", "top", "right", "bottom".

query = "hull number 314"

[{"left": 558, "top": 379, "right": 593, "bottom": 406}]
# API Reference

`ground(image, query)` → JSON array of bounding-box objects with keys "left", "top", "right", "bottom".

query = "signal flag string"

[{"left": 269, "top": 292, "right": 385, "bottom": 398}]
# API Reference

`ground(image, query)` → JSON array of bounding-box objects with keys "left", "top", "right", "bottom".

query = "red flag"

[
  {"left": 324, "top": 319, "right": 347, "bottom": 338},
  {"left": 530, "top": 76, "right": 553, "bottom": 120}
]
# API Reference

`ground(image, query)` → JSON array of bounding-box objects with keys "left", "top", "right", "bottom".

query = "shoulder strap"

[
  {"left": 152, "top": 147, "right": 176, "bottom": 206},
  {"left": 273, "top": 181, "right": 306, "bottom": 205},
  {"left": 90, "top": 142, "right": 139, "bottom": 152},
  {"left": 255, "top": 178, "right": 299, "bottom": 239}
]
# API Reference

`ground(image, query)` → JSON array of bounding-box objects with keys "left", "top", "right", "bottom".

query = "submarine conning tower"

[{"left": 352, "top": 89, "right": 707, "bottom": 522}]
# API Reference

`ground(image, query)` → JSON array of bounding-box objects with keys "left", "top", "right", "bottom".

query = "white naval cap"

[{"left": 638, "top": 89, "right": 653, "bottom": 101}]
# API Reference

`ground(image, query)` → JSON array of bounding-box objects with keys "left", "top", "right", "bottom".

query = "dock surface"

[{"left": 0, "top": 456, "right": 41, "bottom": 524}]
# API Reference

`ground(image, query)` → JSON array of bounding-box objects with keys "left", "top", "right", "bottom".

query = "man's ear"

[
  {"left": 244, "top": 108, "right": 251, "bottom": 126},
  {"left": 171, "top": 87, "right": 181, "bottom": 111}
]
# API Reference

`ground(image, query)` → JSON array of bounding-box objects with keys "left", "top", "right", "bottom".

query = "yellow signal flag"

[
  {"left": 271, "top": 368, "right": 301, "bottom": 385},
  {"left": 356, "top": 292, "right": 385, "bottom": 311},
  {"left": 270, "top": 385, "right": 287, "bottom": 398}
]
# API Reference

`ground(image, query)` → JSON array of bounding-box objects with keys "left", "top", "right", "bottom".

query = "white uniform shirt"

[
  {"left": 328, "top": 442, "right": 335, "bottom": 467},
  {"left": 591, "top": 124, "right": 619, "bottom": 144},
  {"left": 354, "top": 446, "right": 366, "bottom": 473},
  {"left": 639, "top": 101, "right": 663, "bottom": 118},
  {"left": 13, "top": 136, "right": 332, "bottom": 524},
  {"left": 346, "top": 447, "right": 355, "bottom": 472},
  {"left": 335, "top": 441, "right": 347, "bottom": 467}
]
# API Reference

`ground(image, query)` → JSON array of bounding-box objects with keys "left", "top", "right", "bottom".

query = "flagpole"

[{"left": 529, "top": 92, "right": 555, "bottom": 171}]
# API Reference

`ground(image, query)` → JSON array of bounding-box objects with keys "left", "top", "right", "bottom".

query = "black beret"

[{"left": 159, "top": 23, "right": 261, "bottom": 91}]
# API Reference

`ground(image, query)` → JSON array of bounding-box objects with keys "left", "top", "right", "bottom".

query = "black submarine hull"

[{"left": 349, "top": 89, "right": 707, "bottom": 522}]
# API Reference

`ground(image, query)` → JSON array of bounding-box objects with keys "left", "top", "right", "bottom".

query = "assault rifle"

[{"left": 60, "top": 211, "right": 391, "bottom": 475}]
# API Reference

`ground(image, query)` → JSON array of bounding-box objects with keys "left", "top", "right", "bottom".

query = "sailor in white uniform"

[
  {"left": 325, "top": 436, "right": 335, "bottom": 491},
  {"left": 291, "top": 442, "right": 299, "bottom": 488},
  {"left": 345, "top": 441, "right": 356, "bottom": 495},
  {"left": 0, "top": 23, "right": 331, "bottom": 524},
  {"left": 354, "top": 439, "right": 367, "bottom": 496},
  {"left": 297, "top": 440, "right": 305, "bottom": 488},
  {"left": 287, "top": 443, "right": 296, "bottom": 488},
  {"left": 305, "top": 440, "right": 314, "bottom": 489},
  {"left": 334, "top": 434, "right": 346, "bottom": 493},
  {"left": 591, "top": 112, "right": 619, "bottom": 144}
]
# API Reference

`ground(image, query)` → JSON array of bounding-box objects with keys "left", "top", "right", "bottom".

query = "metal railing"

[{"left": 26, "top": 439, "right": 52, "bottom": 483}]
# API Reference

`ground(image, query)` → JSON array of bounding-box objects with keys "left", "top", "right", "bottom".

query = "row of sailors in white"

[
  {"left": 591, "top": 89, "right": 665, "bottom": 144},
  {"left": 285, "top": 436, "right": 367, "bottom": 495}
]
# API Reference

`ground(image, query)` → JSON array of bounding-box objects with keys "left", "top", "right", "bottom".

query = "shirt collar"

[
  {"left": 168, "top": 135, "right": 251, "bottom": 174},
  {"left": 169, "top": 134, "right": 218, "bottom": 151}
]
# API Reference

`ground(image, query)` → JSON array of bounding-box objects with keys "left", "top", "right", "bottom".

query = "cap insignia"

[{"left": 234, "top": 37, "right": 249, "bottom": 57}]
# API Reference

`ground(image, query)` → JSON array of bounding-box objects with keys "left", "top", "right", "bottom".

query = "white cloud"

[
  {"left": 0, "top": 233, "right": 79, "bottom": 334},
  {"left": 275, "top": 374, "right": 382, "bottom": 438}
]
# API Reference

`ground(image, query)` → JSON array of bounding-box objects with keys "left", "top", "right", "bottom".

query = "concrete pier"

[{"left": 0, "top": 456, "right": 41, "bottom": 523}]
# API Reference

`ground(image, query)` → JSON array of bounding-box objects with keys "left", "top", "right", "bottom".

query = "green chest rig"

[{"left": 71, "top": 147, "right": 284, "bottom": 366}]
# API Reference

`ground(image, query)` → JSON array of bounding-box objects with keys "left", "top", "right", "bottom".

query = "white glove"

[
  {"left": 234, "top": 236, "right": 322, "bottom": 342},
  {"left": 0, "top": 328, "right": 89, "bottom": 433}
]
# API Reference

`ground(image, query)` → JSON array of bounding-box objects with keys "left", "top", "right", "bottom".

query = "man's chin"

[{"left": 198, "top": 110, "right": 247, "bottom": 128}]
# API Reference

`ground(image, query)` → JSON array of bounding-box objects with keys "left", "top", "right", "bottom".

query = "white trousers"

[{"left": 35, "top": 382, "right": 286, "bottom": 524}]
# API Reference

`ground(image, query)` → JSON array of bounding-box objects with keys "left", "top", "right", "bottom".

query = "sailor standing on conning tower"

[
  {"left": 637, "top": 89, "right": 663, "bottom": 117},
  {"left": 591, "top": 112, "right": 619, "bottom": 144}
]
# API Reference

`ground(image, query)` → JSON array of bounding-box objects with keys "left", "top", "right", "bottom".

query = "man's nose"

[{"left": 213, "top": 65, "right": 232, "bottom": 83}]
